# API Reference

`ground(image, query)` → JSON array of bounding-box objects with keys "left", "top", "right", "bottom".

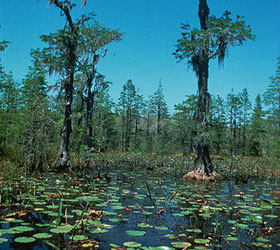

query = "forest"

[{"left": 0, "top": 0, "right": 280, "bottom": 250}]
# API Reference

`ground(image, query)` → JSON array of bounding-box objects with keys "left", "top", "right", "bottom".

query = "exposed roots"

[{"left": 183, "top": 170, "right": 220, "bottom": 182}]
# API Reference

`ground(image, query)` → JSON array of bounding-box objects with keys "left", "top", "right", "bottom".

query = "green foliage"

[
  {"left": 0, "top": 25, "right": 10, "bottom": 52},
  {"left": 263, "top": 56, "right": 280, "bottom": 157},
  {"left": 250, "top": 95, "right": 266, "bottom": 156},
  {"left": 174, "top": 10, "right": 255, "bottom": 71}
]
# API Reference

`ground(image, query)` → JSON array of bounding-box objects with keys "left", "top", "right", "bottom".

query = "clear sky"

[{"left": 0, "top": 0, "right": 279, "bottom": 112}]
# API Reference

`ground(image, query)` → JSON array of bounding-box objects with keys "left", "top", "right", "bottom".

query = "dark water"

[{"left": 0, "top": 167, "right": 280, "bottom": 249}]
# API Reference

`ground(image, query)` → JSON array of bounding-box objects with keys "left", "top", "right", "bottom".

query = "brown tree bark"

[
  {"left": 55, "top": 42, "right": 76, "bottom": 170},
  {"left": 184, "top": 0, "right": 219, "bottom": 181},
  {"left": 53, "top": 0, "right": 77, "bottom": 170},
  {"left": 86, "top": 53, "right": 99, "bottom": 148}
]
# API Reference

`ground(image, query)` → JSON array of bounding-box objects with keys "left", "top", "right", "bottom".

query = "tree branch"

[{"left": 51, "top": 0, "right": 75, "bottom": 31}]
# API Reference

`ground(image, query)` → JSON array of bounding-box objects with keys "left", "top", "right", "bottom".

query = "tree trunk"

[
  {"left": 55, "top": 70, "right": 73, "bottom": 170},
  {"left": 86, "top": 54, "right": 99, "bottom": 148},
  {"left": 183, "top": 0, "right": 219, "bottom": 181},
  {"left": 54, "top": 42, "right": 75, "bottom": 171},
  {"left": 52, "top": 0, "right": 77, "bottom": 171}
]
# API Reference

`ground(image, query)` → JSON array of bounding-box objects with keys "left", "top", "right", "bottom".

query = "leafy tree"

[
  {"left": 35, "top": 0, "right": 94, "bottom": 170},
  {"left": 263, "top": 56, "right": 280, "bottom": 157},
  {"left": 226, "top": 90, "right": 242, "bottom": 158},
  {"left": 18, "top": 56, "right": 54, "bottom": 170},
  {"left": 77, "top": 21, "right": 122, "bottom": 148},
  {"left": 142, "top": 98, "right": 155, "bottom": 152},
  {"left": 173, "top": 95, "right": 197, "bottom": 155},
  {"left": 208, "top": 95, "right": 227, "bottom": 155},
  {"left": 174, "top": 0, "right": 255, "bottom": 178},
  {"left": 0, "top": 70, "right": 18, "bottom": 156},
  {"left": 151, "top": 82, "right": 169, "bottom": 152},
  {"left": 133, "top": 93, "right": 145, "bottom": 150},
  {"left": 250, "top": 94, "right": 265, "bottom": 156},
  {"left": 91, "top": 89, "right": 117, "bottom": 152},
  {"left": 239, "top": 89, "right": 251, "bottom": 155},
  {"left": 118, "top": 79, "right": 137, "bottom": 151}
]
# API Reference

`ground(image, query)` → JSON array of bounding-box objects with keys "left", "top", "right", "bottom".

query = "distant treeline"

[{"left": 0, "top": 56, "right": 279, "bottom": 170}]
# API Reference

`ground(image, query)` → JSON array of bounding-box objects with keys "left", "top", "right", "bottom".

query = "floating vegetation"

[{"left": 0, "top": 165, "right": 280, "bottom": 249}]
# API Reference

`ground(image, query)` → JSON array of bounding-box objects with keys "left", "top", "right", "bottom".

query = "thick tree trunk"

[
  {"left": 55, "top": 70, "right": 74, "bottom": 170},
  {"left": 55, "top": 42, "right": 76, "bottom": 171},
  {"left": 184, "top": 0, "right": 219, "bottom": 181}
]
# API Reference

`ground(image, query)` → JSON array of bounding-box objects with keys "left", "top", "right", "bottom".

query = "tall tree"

[
  {"left": 18, "top": 56, "right": 53, "bottom": 170},
  {"left": 226, "top": 90, "right": 242, "bottom": 158},
  {"left": 263, "top": 56, "right": 280, "bottom": 157},
  {"left": 151, "top": 82, "right": 169, "bottom": 152},
  {"left": 250, "top": 94, "right": 265, "bottom": 156},
  {"left": 239, "top": 89, "right": 251, "bottom": 155},
  {"left": 173, "top": 95, "right": 197, "bottom": 155},
  {"left": 118, "top": 80, "right": 136, "bottom": 151},
  {"left": 36, "top": 0, "right": 93, "bottom": 170},
  {"left": 208, "top": 95, "right": 227, "bottom": 155},
  {"left": 77, "top": 21, "right": 122, "bottom": 148},
  {"left": 174, "top": 0, "right": 255, "bottom": 180}
]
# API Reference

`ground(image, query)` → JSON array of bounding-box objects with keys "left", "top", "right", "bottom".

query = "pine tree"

[{"left": 250, "top": 94, "right": 265, "bottom": 156}]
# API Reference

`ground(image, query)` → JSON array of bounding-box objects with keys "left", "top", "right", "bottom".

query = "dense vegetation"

[
  {"left": 0, "top": 1, "right": 280, "bottom": 250},
  {"left": 1, "top": 50, "right": 279, "bottom": 171}
]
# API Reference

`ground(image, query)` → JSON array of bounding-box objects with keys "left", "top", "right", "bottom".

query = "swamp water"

[{"left": 0, "top": 167, "right": 280, "bottom": 250}]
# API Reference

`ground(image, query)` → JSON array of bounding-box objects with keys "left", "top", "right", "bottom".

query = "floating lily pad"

[
  {"left": 194, "top": 239, "right": 210, "bottom": 244},
  {"left": 123, "top": 241, "right": 142, "bottom": 247},
  {"left": 165, "top": 234, "right": 176, "bottom": 239},
  {"left": 171, "top": 242, "right": 192, "bottom": 248},
  {"left": 260, "top": 200, "right": 272, "bottom": 210},
  {"left": 69, "top": 235, "right": 88, "bottom": 241},
  {"left": 50, "top": 225, "right": 73, "bottom": 234},
  {"left": 138, "top": 223, "right": 153, "bottom": 228},
  {"left": 9, "top": 226, "right": 34, "bottom": 234},
  {"left": 126, "top": 230, "right": 146, "bottom": 237},
  {"left": 89, "top": 228, "right": 108, "bottom": 234},
  {"left": 33, "top": 233, "right": 52, "bottom": 239},
  {"left": 155, "top": 226, "right": 168, "bottom": 230},
  {"left": 14, "top": 237, "right": 36, "bottom": 243},
  {"left": 0, "top": 238, "right": 8, "bottom": 244},
  {"left": 108, "top": 218, "right": 121, "bottom": 223},
  {"left": 225, "top": 236, "right": 239, "bottom": 241}
]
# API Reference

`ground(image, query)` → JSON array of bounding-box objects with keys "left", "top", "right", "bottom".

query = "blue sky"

[{"left": 0, "top": 0, "right": 279, "bottom": 111}]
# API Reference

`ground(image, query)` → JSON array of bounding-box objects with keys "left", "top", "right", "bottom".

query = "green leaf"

[
  {"left": 125, "top": 230, "right": 146, "bottom": 237},
  {"left": 69, "top": 235, "right": 88, "bottom": 241},
  {"left": 14, "top": 237, "right": 36, "bottom": 243},
  {"left": 171, "top": 242, "right": 192, "bottom": 248},
  {"left": 50, "top": 225, "right": 73, "bottom": 234},
  {"left": 33, "top": 233, "right": 52, "bottom": 239},
  {"left": 123, "top": 241, "right": 142, "bottom": 247},
  {"left": 0, "top": 238, "right": 8, "bottom": 244},
  {"left": 260, "top": 200, "right": 272, "bottom": 210}
]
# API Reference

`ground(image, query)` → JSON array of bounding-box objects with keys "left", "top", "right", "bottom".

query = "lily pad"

[
  {"left": 0, "top": 238, "right": 8, "bottom": 244},
  {"left": 69, "top": 235, "right": 88, "bottom": 241},
  {"left": 126, "top": 230, "right": 146, "bottom": 237},
  {"left": 33, "top": 233, "right": 52, "bottom": 239},
  {"left": 123, "top": 241, "right": 142, "bottom": 247},
  {"left": 9, "top": 226, "right": 34, "bottom": 234},
  {"left": 14, "top": 237, "right": 36, "bottom": 243},
  {"left": 155, "top": 226, "right": 168, "bottom": 230},
  {"left": 194, "top": 239, "right": 210, "bottom": 244},
  {"left": 89, "top": 228, "right": 108, "bottom": 234},
  {"left": 171, "top": 242, "right": 192, "bottom": 248},
  {"left": 50, "top": 225, "right": 73, "bottom": 234}
]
